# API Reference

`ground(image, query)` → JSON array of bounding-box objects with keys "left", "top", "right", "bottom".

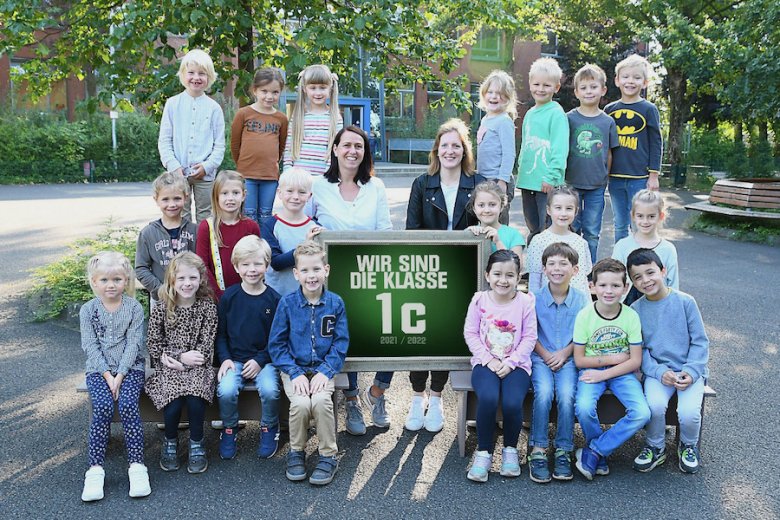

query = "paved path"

[{"left": 0, "top": 180, "right": 778, "bottom": 519}]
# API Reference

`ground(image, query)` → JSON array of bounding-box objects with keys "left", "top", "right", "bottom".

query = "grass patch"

[
  {"left": 27, "top": 225, "right": 148, "bottom": 321},
  {"left": 689, "top": 213, "right": 780, "bottom": 245}
]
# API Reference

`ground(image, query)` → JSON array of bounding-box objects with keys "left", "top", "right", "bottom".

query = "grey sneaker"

[
  {"left": 362, "top": 387, "right": 390, "bottom": 428},
  {"left": 309, "top": 455, "right": 338, "bottom": 485},
  {"left": 633, "top": 445, "right": 666, "bottom": 473},
  {"left": 345, "top": 399, "right": 366, "bottom": 435},
  {"left": 467, "top": 450, "right": 492, "bottom": 482},
  {"left": 286, "top": 450, "right": 307, "bottom": 481},
  {"left": 678, "top": 444, "right": 700, "bottom": 474},
  {"left": 499, "top": 447, "right": 521, "bottom": 477},
  {"left": 187, "top": 439, "right": 208, "bottom": 474},
  {"left": 160, "top": 437, "right": 179, "bottom": 472}
]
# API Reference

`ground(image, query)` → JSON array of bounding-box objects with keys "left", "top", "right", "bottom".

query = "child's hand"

[
  {"left": 545, "top": 350, "right": 568, "bottom": 371},
  {"left": 111, "top": 373, "right": 125, "bottom": 400},
  {"left": 172, "top": 167, "right": 184, "bottom": 177},
  {"left": 541, "top": 182, "right": 554, "bottom": 194},
  {"left": 217, "top": 359, "right": 235, "bottom": 382},
  {"left": 309, "top": 372, "right": 329, "bottom": 394},
  {"left": 189, "top": 163, "right": 206, "bottom": 180},
  {"left": 674, "top": 371, "right": 693, "bottom": 390},
  {"left": 661, "top": 370, "right": 678, "bottom": 387},
  {"left": 180, "top": 350, "right": 205, "bottom": 367},
  {"left": 483, "top": 227, "right": 499, "bottom": 243},
  {"left": 306, "top": 226, "right": 323, "bottom": 240},
  {"left": 487, "top": 358, "right": 503, "bottom": 373},
  {"left": 468, "top": 225, "right": 482, "bottom": 236},
  {"left": 291, "top": 374, "right": 310, "bottom": 396},
  {"left": 646, "top": 174, "right": 659, "bottom": 191},
  {"left": 579, "top": 369, "right": 604, "bottom": 384},
  {"left": 496, "top": 362, "right": 513, "bottom": 379},
  {"left": 241, "top": 360, "right": 261, "bottom": 379},
  {"left": 161, "top": 353, "right": 186, "bottom": 371}
]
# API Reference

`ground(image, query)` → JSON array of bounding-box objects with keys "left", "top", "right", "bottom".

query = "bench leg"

[{"left": 457, "top": 391, "right": 467, "bottom": 457}]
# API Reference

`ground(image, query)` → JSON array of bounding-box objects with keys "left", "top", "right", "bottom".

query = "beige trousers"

[
  {"left": 281, "top": 373, "right": 337, "bottom": 457},
  {"left": 184, "top": 177, "right": 213, "bottom": 223}
]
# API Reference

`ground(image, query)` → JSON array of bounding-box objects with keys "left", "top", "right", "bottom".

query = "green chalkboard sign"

[{"left": 321, "top": 231, "right": 490, "bottom": 371}]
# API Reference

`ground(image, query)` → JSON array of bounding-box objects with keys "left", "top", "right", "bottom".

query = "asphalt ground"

[{"left": 0, "top": 179, "right": 778, "bottom": 519}]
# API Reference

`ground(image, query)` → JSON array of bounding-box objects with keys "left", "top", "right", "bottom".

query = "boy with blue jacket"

[{"left": 268, "top": 240, "right": 349, "bottom": 486}]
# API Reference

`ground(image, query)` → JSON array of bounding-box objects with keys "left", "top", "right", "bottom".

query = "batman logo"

[{"left": 609, "top": 108, "right": 646, "bottom": 136}]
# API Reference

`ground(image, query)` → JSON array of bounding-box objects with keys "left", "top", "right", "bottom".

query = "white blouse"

[{"left": 308, "top": 175, "right": 393, "bottom": 231}]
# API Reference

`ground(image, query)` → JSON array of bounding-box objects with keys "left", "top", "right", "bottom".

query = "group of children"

[{"left": 78, "top": 47, "right": 709, "bottom": 501}]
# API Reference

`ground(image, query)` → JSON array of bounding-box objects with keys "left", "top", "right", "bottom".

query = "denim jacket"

[{"left": 268, "top": 287, "right": 349, "bottom": 379}]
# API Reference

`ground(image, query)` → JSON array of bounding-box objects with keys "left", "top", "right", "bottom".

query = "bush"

[
  {"left": 27, "top": 225, "right": 148, "bottom": 321},
  {"left": 687, "top": 127, "right": 732, "bottom": 171}
]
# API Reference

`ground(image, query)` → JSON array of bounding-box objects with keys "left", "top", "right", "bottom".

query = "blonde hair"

[
  {"left": 278, "top": 167, "right": 313, "bottom": 192},
  {"left": 87, "top": 251, "right": 135, "bottom": 297},
  {"left": 158, "top": 252, "right": 213, "bottom": 323},
  {"left": 631, "top": 189, "right": 666, "bottom": 229},
  {"left": 478, "top": 70, "right": 518, "bottom": 120},
  {"left": 210, "top": 170, "right": 246, "bottom": 247},
  {"left": 289, "top": 65, "right": 340, "bottom": 163},
  {"left": 294, "top": 240, "right": 326, "bottom": 265},
  {"left": 231, "top": 235, "right": 271, "bottom": 267},
  {"left": 529, "top": 57, "right": 563, "bottom": 83},
  {"left": 178, "top": 49, "right": 217, "bottom": 90},
  {"left": 615, "top": 54, "right": 651, "bottom": 81},
  {"left": 152, "top": 171, "right": 190, "bottom": 199},
  {"left": 469, "top": 180, "right": 507, "bottom": 215},
  {"left": 573, "top": 64, "right": 607, "bottom": 89},
  {"left": 428, "top": 118, "right": 475, "bottom": 176}
]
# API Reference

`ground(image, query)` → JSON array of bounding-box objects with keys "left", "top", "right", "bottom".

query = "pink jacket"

[{"left": 463, "top": 290, "right": 538, "bottom": 375}]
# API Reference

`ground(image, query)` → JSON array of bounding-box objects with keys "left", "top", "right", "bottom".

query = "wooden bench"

[
  {"left": 450, "top": 370, "right": 716, "bottom": 457},
  {"left": 76, "top": 372, "right": 350, "bottom": 433}
]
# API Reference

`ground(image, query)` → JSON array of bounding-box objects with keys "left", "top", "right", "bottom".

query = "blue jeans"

[
  {"left": 472, "top": 364, "right": 531, "bottom": 453},
  {"left": 575, "top": 371, "right": 651, "bottom": 457},
  {"left": 530, "top": 357, "right": 577, "bottom": 452},
  {"left": 608, "top": 177, "right": 647, "bottom": 242},
  {"left": 217, "top": 361, "right": 281, "bottom": 428},
  {"left": 573, "top": 186, "right": 606, "bottom": 263},
  {"left": 244, "top": 178, "right": 278, "bottom": 228},
  {"left": 644, "top": 376, "right": 704, "bottom": 448},
  {"left": 345, "top": 371, "right": 393, "bottom": 397}
]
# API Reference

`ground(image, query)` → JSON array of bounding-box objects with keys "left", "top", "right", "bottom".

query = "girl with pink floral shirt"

[{"left": 463, "top": 249, "right": 537, "bottom": 482}]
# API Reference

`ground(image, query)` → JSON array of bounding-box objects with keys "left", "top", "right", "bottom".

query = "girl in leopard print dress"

[{"left": 145, "top": 252, "right": 217, "bottom": 474}]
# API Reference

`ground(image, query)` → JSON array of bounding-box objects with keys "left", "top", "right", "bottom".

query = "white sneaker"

[
  {"left": 81, "top": 466, "right": 105, "bottom": 502},
  {"left": 424, "top": 396, "right": 444, "bottom": 433},
  {"left": 128, "top": 463, "right": 151, "bottom": 498},
  {"left": 405, "top": 395, "right": 427, "bottom": 431}
]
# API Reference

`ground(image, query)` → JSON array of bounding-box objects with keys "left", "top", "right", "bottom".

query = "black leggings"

[
  {"left": 163, "top": 395, "right": 207, "bottom": 441},
  {"left": 409, "top": 371, "right": 449, "bottom": 393}
]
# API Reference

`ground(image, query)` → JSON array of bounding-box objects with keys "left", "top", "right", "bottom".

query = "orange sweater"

[{"left": 230, "top": 106, "right": 288, "bottom": 180}]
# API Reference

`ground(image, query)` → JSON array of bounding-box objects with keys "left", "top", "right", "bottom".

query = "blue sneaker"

[
  {"left": 257, "top": 424, "right": 280, "bottom": 459},
  {"left": 552, "top": 449, "right": 573, "bottom": 480},
  {"left": 309, "top": 455, "right": 338, "bottom": 485},
  {"left": 596, "top": 456, "right": 610, "bottom": 476},
  {"left": 345, "top": 400, "right": 366, "bottom": 436},
  {"left": 528, "top": 451, "right": 550, "bottom": 483},
  {"left": 575, "top": 447, "right": 600, "bottom": 481},
  {"left": 219, "top": 427, "right": 237, "bottom": 460},
  {"left": 286, "top": 450, "right": 307, "bottom": 481}
]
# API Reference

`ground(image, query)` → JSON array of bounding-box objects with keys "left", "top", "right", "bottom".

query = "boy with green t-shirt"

[
  {"left": 516, "top": 57, "right": 569, "bottom": 243},
  {"left": 573, "top": 258, "right": 650, "bottom": 480}
]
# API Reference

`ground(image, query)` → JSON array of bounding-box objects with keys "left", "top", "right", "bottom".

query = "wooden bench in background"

[{"left": 450, "top": 371, "right": 716, "bottom": 457}]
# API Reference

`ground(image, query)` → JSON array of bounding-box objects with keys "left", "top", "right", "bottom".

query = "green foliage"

[
  {"left": 690, "top": 213, "right": 780, "bottom": 245},
  {"left": 724, "top": 140, "right": 751, "bottom": 178},
  {"left": 0, "top": 1, "right": 545, "bottom": 116},
  {"left": 747, "top": 139, "right": 775, "bottom": 178},
  {"left": 27, "top": 225, "right": 148, "bottom": 322},
  {"left": 687, "top": 127, "right": 733, "bottom": 171}
]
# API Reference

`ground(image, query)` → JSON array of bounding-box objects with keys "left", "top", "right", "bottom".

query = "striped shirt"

[
  {"left": 79, "top": 295, "right": 146, "bottom": 375},
  {"left": 282, "top": 112, "right": 343, "bottom": 176}
]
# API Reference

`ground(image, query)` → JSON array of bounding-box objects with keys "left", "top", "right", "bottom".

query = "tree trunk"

[
  {"left": 758, "top": 121, "right": 768, "bottom": 142},
  {"left": 734, "top": 121, "right": 743, "bottom": 143},
  {"left": 236, "top": 0, "right": 254, "bottom": 107},
  {"left": 666, "top": 66, "right": 689, "bottom": 185}
]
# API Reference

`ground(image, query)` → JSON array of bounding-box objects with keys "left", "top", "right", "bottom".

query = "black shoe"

[
  {"left": 188, "top": 439, "right": 208, "bottom": 474},
  {"left": 160, "top": 437, "right": 179, "bottom": 471}
]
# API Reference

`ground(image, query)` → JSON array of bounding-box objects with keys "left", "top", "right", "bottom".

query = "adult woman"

[
  {"left": 405, "top": 118, "right": 486, "bottom": 432},
  {"left": 308, "top": 125, "right": 393, "bottom": 436}
]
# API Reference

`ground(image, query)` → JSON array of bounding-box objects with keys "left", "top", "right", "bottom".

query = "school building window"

[
  {"left": 471, "top": 29, "right": 503, "bottom": 62},
  {"left": 540, "top": 30, "right": 560, "bottom": 58}
]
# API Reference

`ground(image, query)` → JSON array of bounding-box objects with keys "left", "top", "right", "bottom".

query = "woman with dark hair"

[
  {"left": 308, "top": 125, "right": 393, "bottom": 437},
  {"left": 405, "top": 118, "right": 486, "bottom": 433}
]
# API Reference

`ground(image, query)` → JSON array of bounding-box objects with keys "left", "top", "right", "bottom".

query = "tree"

[{"left": 0, "top": 1, "right": 544, "bottom": 114}]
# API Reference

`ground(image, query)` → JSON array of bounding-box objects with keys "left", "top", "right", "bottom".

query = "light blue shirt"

[
  {"left": 158, "top": 92, "right": 226, "bottom": 181},
  {"left": 533, "top": 283, "right": 589, "bottom": 357}
]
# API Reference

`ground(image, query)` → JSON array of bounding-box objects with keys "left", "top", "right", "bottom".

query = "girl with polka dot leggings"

[{"left": 79, "top": 251, "right": 151, "bottom": 502}]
